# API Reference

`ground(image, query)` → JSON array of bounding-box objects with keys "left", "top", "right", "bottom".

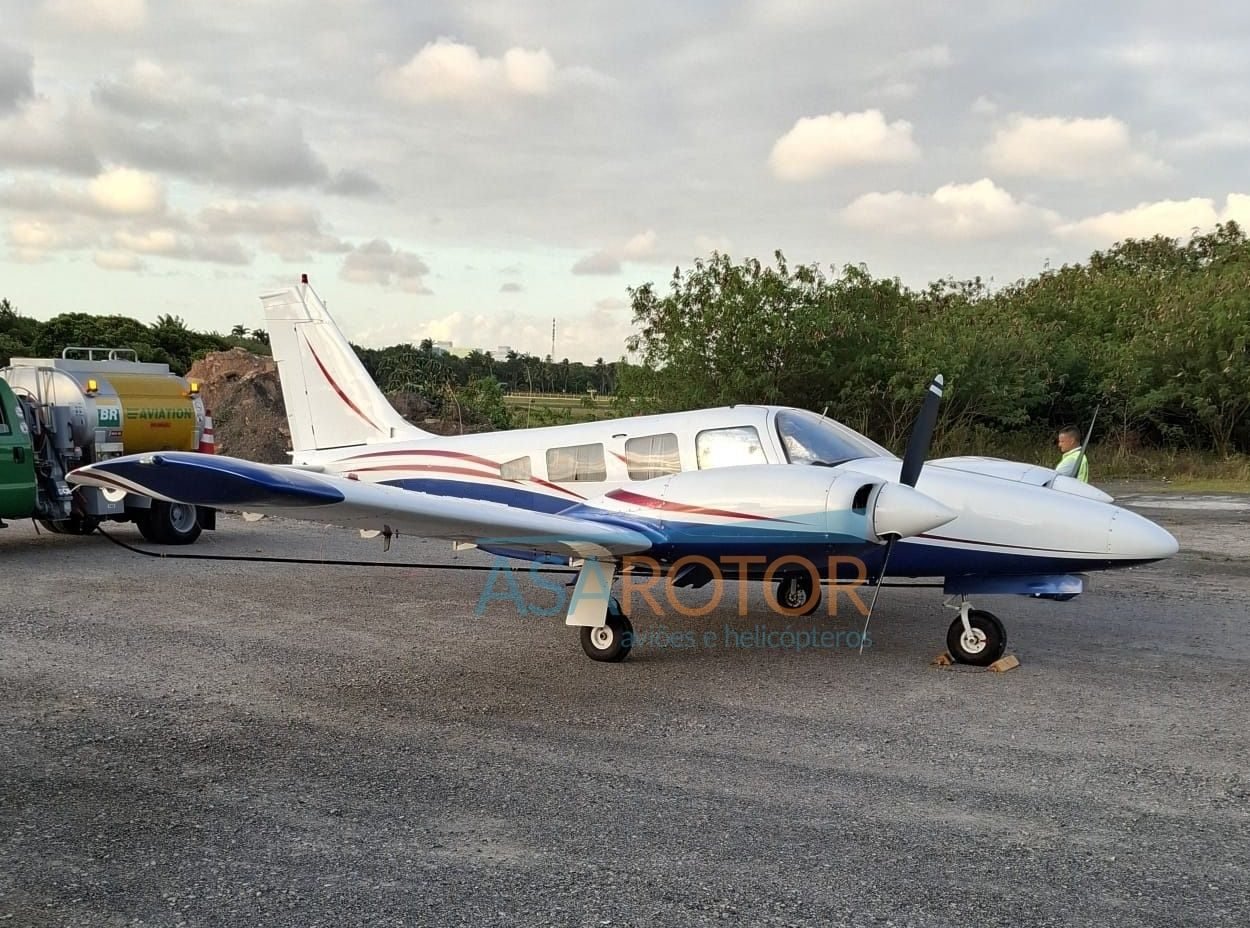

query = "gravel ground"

[{"left": 1, "top": 494, "right": 1247, "bottom": 927}]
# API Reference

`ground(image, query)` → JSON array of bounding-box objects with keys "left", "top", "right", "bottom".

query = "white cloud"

[
  {"left": 340, "top": 238, "right": 432, "bottom": 292},
  {"left": 0, "top": 98, "right": 100, "bottom": 174},
  {"left": 571, "top": 249, "right": 620, "bottom": 276},
  {"left": 381, "top": 39, "right": 562, "bottom": 103},
  {"left": 769, "top": 110, "right": 920, "bottom": 181},
  {"left": 1057, "top": 194, "right": 1250, "bottom": 243},
  {"left": 94, "top": 249, "right": 144, "bottom": 271},
  {"left": 842, "top": 178, "right": 1057, "bottom": 239},
  {"left": 572, "top": 229, "right": 659, "bottom": 275},
  {"left": 88, "top": 167, "right": 164, "bottom": 215},
  {"left": 0, "top": 43, "right": 34, "bottom": 115},
  {"left": 502, "top": 48, "right": 557, "bottom": 95},
  {"left": 9, "top": 218, "right": 63, "bottom": 249},
  {"left": 111, "top": 227, "right": 249, "bottom": 264},
  {"left": 985, "top": 115, "right": 1167, "bottom": 179},
  {"left": 970, "top": 96, "right": 998, "bottom": 117},
  {"left": 43, "top": 0, "right": 146, "bottom": 33},
  {"left": 384, "top": 305, "right": 634, "bottom": 362},
  {"left": 621, "top": 229, "right": 656, "bottom": 259}
]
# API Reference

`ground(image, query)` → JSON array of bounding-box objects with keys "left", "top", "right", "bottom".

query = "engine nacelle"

[{"left": 589, "top": 464, "right": 954, "bottom": 545}]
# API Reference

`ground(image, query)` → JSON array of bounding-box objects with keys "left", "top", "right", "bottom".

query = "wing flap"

[{"left": 68, "top": 452, "right": 651, "bottom": 559}]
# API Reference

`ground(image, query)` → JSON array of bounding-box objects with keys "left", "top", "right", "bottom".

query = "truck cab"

[{"left": 0, "top": 379, "right": 37, "bottom": 521}]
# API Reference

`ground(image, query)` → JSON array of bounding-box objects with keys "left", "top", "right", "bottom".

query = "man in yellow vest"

[{"left": 1055, "top": 426, "right": 1090, "bottom": 482}]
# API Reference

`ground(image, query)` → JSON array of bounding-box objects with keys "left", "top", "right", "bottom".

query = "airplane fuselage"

[{"left": 293, "top": 404, "right": 1177, "bottom": 586}]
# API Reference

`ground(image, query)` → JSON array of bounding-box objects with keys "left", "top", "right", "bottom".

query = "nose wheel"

[{"left": 945, "top": 607, "right": 1007, "bottom": 666}]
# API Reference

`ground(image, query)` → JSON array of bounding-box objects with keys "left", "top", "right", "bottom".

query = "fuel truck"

[{"left": 0, "top": 347, "right": 216, "bottom": 544}]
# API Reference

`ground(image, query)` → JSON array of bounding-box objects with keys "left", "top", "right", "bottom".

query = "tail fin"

[{"left": 261, "top": 278, "right": 431, "bottom": 453}]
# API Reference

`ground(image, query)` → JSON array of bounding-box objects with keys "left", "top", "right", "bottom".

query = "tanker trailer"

[{"left": 0, "top": 347, "right": 216, "bottom": 544}]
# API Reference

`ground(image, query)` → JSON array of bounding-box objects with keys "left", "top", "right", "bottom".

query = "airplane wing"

[{"left": 67, "top": 451, "right": 652, "bottom": 560}]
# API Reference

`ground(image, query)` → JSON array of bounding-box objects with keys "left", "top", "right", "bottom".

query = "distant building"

[{"left": 431, "top": 340, "right": 452, "bottom": 356}]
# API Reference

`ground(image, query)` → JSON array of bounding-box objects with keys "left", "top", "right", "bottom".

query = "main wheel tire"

[
  {"left": 138, "top": 501, "right": 203, "bottom": 545},
  {"left": 134, "top": 509, "right": 162, "bottom": 543},
  {"left": 62, "top": 514, "right": 100, "bottom": 535},
  {"left": 37, "top": 516, "right": 99, "bottom": 535},
  {"left": 946, "top": 610, "right": 1007, "bottom": 666},
  {"left": 580, "top": 605, "right": 634, "bottom": 663},
  {"left": 776, "top": 572, "right": 822, "bottom": 617}
]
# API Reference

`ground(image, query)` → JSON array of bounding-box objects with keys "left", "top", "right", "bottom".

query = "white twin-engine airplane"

[{"left": 68, "top": 277, "right": 1177, "bottom": 666}]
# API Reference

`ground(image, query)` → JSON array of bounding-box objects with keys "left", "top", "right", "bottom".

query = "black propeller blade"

[
  {"left": 898, "top": 373, "right": 944, "bottom": 488},
  {"left": 860, "top": 373, "right": 944, "bottom": 652}
]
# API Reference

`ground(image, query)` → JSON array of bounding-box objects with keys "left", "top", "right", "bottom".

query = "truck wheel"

[
  {"left": 37, "top": 516, "right": 99, "bottom": 535},
  {"left": 138, "top": 501, "right": 203, "bottom": 545}
]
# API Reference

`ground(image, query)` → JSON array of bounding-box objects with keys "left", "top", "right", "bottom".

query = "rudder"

[{"left": 261, "top": 278, "right": 430, "bottom": 453}]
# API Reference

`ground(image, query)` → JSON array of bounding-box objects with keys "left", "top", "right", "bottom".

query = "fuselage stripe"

[{"left": 605, "top": 488, "right": 792, "bottom": 523}]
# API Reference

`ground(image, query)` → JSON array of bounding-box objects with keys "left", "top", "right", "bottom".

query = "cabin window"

[
  {"left": 546, "top": 443, "right": 607, "bottom": 482},
  {"left": 696, "top": 426, "right": 765, "bottom": 469},
  {"left": 774, "top": 408, "right": 892, "bottom": 466},
  {"left": 500, "top": 456, "right": 532, "bottom": 481},
  {"left": 624, "top": 433, "right": 680, "bottom": 480},
  {"left": 0, "top": 401, "right": 9, "bottom": 435}
]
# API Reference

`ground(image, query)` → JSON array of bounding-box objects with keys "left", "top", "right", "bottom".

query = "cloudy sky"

[{"left": 1, "top": 1, "right": 1246, "bottom": 360}]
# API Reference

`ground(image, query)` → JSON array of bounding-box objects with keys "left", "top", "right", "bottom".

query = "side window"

[
  {"left": 0, "top": 401, "right": 9, "bottom": 436},
  {"left": 546, "top": 443, "right": 607, "bottom": 482},
  {"left": 696, "top": 426, "right": 765, "bottom": 470},
  {"left": 624, "top": 433, "right": 680, "bottom": 480},
  {"left": 500, "top": 456, "right": 532, "bottom": 481}
]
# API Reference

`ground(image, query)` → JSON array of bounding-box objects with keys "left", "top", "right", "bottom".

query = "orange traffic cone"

[{"left": 198, "top": 410, "right": 217, "bottom": 454}]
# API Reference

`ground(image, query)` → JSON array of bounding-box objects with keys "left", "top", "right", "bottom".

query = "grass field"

[{"left": 504, "top": 393, "right": 618, "bottom": 425}]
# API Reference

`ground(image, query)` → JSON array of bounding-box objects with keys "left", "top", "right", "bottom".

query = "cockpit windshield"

[{"left": 775, "top": 408, "right": 895, "bottom": 466}]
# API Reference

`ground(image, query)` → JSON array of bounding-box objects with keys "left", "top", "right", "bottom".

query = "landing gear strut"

[
  {"left": 776, "top": 572, "right": 821, "bottom": 617},
  {"left": 579, "top": 597, "right": 633, "bottom": 663},
  {"left": 944, "top": 598, "right": 1007, "bottom": 666}
]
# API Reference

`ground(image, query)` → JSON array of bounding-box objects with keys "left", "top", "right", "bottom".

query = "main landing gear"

[
  {"left": 944, "top": 598, "right": 1007, "bottom": 666},
  {"left": 579, "top": 597, "right": 634, "bottom": 663},
  {"left": 776, "top": 572, "right": 822, "bottom": 617}
]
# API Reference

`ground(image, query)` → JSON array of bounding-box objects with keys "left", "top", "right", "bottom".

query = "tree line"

[
  {"left": 4, "top": 222, "right": 1247, "bottom": 454},
  {"left": 618, "top": 224, "right": 1250, "bottom": 456}
]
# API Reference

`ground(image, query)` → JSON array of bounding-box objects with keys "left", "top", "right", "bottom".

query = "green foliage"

[
  {"left": 620, "top": 228, "right": 1250, "bottom": 455},
  {"left": 455, "top": 376, "right": 513, "bottom": 430},
  {"left": 0, "top": 301, "right": 275, "bottom": 372}
]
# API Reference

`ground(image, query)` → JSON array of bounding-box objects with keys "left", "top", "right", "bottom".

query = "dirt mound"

[
  {"left": 188, "top": 350, "right": 494, "bottom": 462},
  {"left": 188, "top": 349, "right": 290, "bottom": 463}
]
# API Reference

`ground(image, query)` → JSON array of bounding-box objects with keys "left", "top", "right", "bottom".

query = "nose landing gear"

[{"left": 944, "top": 598, "right": 1007, "bottom": 666}]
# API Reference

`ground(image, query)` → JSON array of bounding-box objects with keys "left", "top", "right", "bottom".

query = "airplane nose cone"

[
  {"left": 1108, "top": 508, "right": 1179, "bottom": 561},
  {"left": 872, "top": 482, "right": 957, "bottom": 541}
]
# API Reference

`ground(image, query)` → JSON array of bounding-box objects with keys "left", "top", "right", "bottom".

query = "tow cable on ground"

[
  {"left": 94, "top": 526, "right": 945, "bottom": 587},
  {"left": 95, "top": 526, "right": 580, "bottom": 574}
]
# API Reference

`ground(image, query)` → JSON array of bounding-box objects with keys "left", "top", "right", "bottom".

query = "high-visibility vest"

[{"left": 1058, "top": 447, "right": 1090, "bottom": 483}]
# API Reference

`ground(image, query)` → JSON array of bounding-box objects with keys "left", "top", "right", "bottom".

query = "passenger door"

[{"left": 0, "top": 380, "right": 37, "bottom": 518}]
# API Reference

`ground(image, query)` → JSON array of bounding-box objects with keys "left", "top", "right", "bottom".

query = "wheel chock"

[{"left": 930, "top": 652, "right": 1020, "bottom": 672}]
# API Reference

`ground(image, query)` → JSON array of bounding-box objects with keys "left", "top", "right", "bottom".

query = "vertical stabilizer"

[{"left": 261, "top": 279, "right": 430, "bottom": 453}]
